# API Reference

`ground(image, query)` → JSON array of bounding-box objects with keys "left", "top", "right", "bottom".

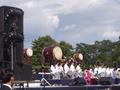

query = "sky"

[{"left": 0, "top": 0, "right": 120, "bottom": 48}]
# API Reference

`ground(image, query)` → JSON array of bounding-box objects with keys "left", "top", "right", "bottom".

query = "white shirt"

[
  {"left": 106, "top": 68, "right": 111, "bottom": 77},
  {"left": 70, "top": 63, "right": 75, "bottom": 72},
  {"left": 3, "top": 84, "right": 12, "bottom": 90},
  {"left": 50, "top": 65, "right": 56, "bottom": 74},
  {"left": 98, "top": 66, "right": 102, "bottom": 75},
  {"left": 76, "top": 65, "right": 82, "bottom": 73},
  {"left": 64, "top": 63, "right": 70, "bottom": 74},
  {"left": 94, "top": 67, "right": 98, "bottom": 76},
  {"left": 116, "top": 68, "right": 120, "bottom": 78},
  {"left": 59, "top": 65, "right": 64, "bottom": 72},
  {"left": 100, "top": 67, "right": 106, "bottom": 77}
]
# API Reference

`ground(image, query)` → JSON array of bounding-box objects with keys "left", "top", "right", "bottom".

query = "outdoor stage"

[{"left": 12, "top": 73, "right": 120, "bottom": 90}]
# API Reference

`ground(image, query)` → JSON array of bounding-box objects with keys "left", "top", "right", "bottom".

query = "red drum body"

[
  {"left": 73, "top": 53, "right": 83, "bottom": 62},
  {"left": 43, "top": 46, "right": 63, "bottom": 64}
]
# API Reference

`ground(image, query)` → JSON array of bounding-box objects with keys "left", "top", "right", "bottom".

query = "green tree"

[
  {"left": 31, "top": 35, "right": 58, "bottom": 67},
  {"left": 31, "top": 36, "right": 73, "bottom": 69},
  {"left": 59, "top": 41, "right": 74, "bottom": 58},
  {"left": 76, "top": 40, "right": 116, "bottom": 68}
]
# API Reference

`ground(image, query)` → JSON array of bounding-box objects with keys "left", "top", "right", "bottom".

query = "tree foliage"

[
  {"left": 31, "top": 36, "right": 74, "bottom": 67},
  {"left": 59, "top": 41, "right": 74, "bottom": 58},
  {"left": 31, "top": 35, "right": 120, "bottom": 69},
  {"left": 76, "top": 39, "right": 120, "bottom": 68},
  {"left": 31, "top": 35, "right": 58, "bottom": 66}
]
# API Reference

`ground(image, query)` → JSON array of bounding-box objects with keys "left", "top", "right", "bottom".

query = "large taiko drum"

[
  {"left": 43, "top": 46, "right": 63, "bottom": 63},
  {"left": 73, "top": 53, "right": 83, "bottom": 62},
  {"left": 24, "top": 48, "right": 33, "bottom": 57},
  {"left": 24, "top": 48, "right": 33, "bottom": 64}
]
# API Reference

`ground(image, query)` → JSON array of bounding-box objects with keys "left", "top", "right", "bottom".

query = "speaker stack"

[{"left": 0, "top": 6, "right": 32, "bottom": 81}]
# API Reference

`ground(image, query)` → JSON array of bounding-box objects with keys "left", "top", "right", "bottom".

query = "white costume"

[
  {"left": 94, "top": 67, "right": 99, "bottom": 77},
  {"left": 55, "top": 64, "right": 61, "bottom": 79},
  {"left": 50, "top": 65, "right": 57, "bottom": 79},
  {"left": 69, "top": 63, "right": 76, "bottom": 79},
  {"left": 64, "top": 63, "right": 70, "bottom": 74},
  {"left": 116, "top": 68, "right": 120, "bottom": 78},
  {"left": 101, "top": 67, "right": 108, "bottom": 77},
  {"left": 97, "top": 66, "right": 103, "bottom": 77},
  {"left": 59, "top": 64, "right": 64, "bottom": 79},
  {"left": 106, "top": 68, "right": 111, "bottom": 77},
  {"left": 75, "top": 65, "right": 83, "bottom": 78},
  {"left": 50, "top": 65, "right": 56, "bottom": 74},
  {"left": 64, "top": 63, "right": 70, "bottom": 79}
]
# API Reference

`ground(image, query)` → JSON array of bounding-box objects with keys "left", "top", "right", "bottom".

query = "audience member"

[{"left": 1, "top": 70, "right": 14, "bottom": 90}]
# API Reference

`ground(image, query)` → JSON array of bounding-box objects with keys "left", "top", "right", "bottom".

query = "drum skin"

[
  {"left": 43, "top": 46, "right": 63, "bottom": 63},
  {"left": 24, "top": 48, "right": 33, "bottom": 64},
  {"left": 24, "top": 48, "right": 33, "bottom": 57},
  {"left": 73, "top": 53, "right": 83, "bottom": 62}
]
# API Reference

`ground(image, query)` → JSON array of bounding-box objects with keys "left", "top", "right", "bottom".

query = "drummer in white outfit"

[
  {"left": 93, "top": 65, "right": 99, "bottom": 77},
  {"left": 69, "top": 61, "right": 76, "bottom": 79},
  {"left": 75, "top": 64, "right": 83, "bottom": 78},
  {"left": 106, "top": 66, "right": 111, "bottom": 77},
  {"left": 97, "top": 65, "right": 103, "bottom": 78},
  {"left": 63, "top": 61, "right": 70, "bottom": 79},
  {"left": 50, "top": 64, "right": 57, "bottom": 79},
  {"left": 59, "top": 62, "right": 65, "bottom": 79},
  {"left": 55, "top": 63, "right": 61, "bottom": 79}
]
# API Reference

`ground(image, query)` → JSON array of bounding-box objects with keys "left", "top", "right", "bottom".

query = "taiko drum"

[
  {"left": 43, "top": 46, "right": 63, "bottom": 63},
  {"left": 73, "top": 53, "right": 83, "bottom": 62}
]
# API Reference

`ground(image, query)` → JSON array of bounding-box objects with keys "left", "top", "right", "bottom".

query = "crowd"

[{"left": 50, "top": 60, "right": 120, "bottom": 85}]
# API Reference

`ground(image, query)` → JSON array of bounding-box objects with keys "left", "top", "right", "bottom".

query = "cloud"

[
  {"left": 21, "top": 1, "right": 34, "bottom": 8},
  {"left": 0, "top": 0, "right": 120, "bottom": 47},
  {"left": 62, "top": 24, "right": 77, "bottom": 31},
  {"left": 103, "top": 29, "right": 120, "bottom": 40},
  {"left": 48, "top": 15, "right": 59, "bottom": 28}
]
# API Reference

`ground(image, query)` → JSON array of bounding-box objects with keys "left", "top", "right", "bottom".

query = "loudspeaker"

[
  {"left": 0, "top": 6, "right": 24, "bottom": 69},
  {"left": 14, "top": 64, "right": 32, "bottom": 81},
  {"left": 0, "top": 6, "right": 31, "bottom": 81}
]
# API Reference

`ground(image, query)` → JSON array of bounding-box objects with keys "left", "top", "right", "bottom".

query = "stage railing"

[
  {"left": 14, "top": 83, "right": 120, "bottom": 90},
  {"left": 0, "top": 80, "right": 120, "bottom": 90}
]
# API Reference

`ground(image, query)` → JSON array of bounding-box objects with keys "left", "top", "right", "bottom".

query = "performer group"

[{"left": 50, "top": 58, "right": 120, "bottom": 84}]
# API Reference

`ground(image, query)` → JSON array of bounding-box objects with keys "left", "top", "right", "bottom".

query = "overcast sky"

[{"left": 0, "top": 0, "right": 120, "bottom": 48}]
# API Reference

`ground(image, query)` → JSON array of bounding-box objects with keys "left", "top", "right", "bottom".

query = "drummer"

[
  {"left": 63, "top": 60, "right": 70, "bottom": 79},
  {"left": 55, "top": 62, "right": 61, "bottom": 79},
  {"left": 69, "top": 59, "right": 76, "bottom": 79},
  {"left": 50, "top": 63, "right": 57, "bottom": 79},
  {"left": 56, "top": 61, "right": 64, "bottom": 79},
  {"left": 59, "top": 61, "right": 64, "bottom": 79},
  {"left": 75, "top": 63, "right": 83, "bottom": 78}
]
